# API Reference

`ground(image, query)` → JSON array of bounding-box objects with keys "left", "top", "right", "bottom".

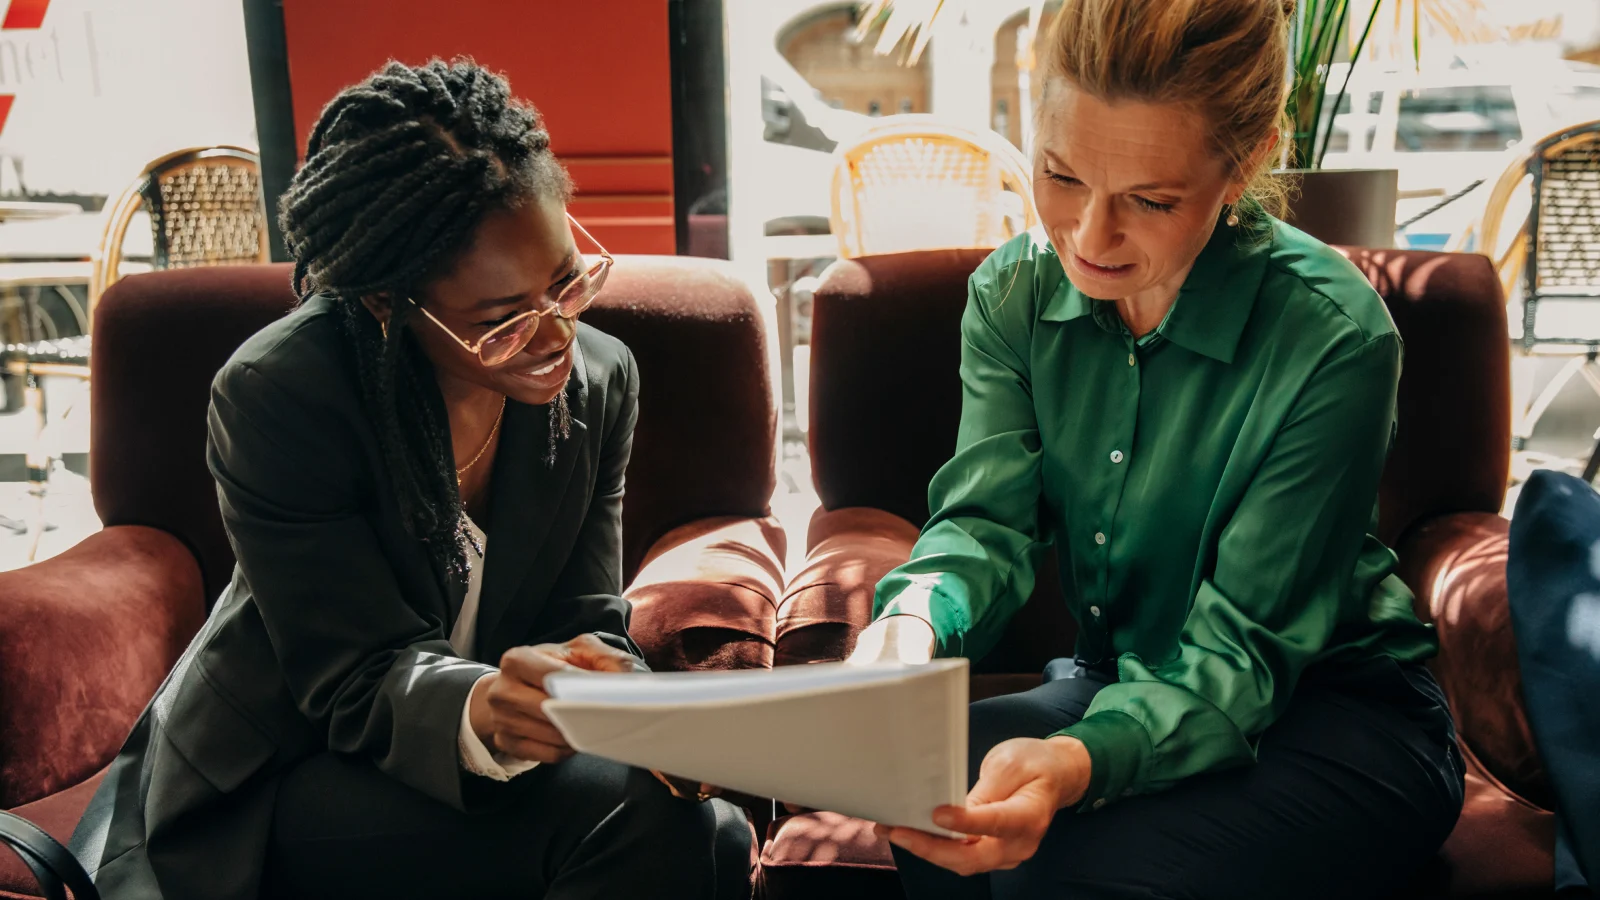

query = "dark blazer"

[{"left": 69, "top": 294, "right": 642, "bottom": 900}]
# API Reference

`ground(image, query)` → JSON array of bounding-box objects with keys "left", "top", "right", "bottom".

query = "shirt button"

[
  {"left": 1110, "top": 450, "right": 1124, "bottom": 464},
  {"left": 1092, "top": 798, "right": 1107, "bottom": 810},
  {"left": 1128, "top": 353, "right": 1136, "bottom": 366},
  {"left": 1094, "top": 532, "right": 1106, "bottom": 546},
  {"left": 1089, "top": 605, "right": 1102, "bottom": 617}
]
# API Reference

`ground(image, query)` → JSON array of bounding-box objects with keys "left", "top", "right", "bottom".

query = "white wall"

[{"left": 0, "top": 0, "right": 256, "bottom": 198}]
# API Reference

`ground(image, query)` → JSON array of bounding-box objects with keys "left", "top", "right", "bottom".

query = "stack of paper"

[{"left": 545, "top": 659, "right": 968, "bottom": 834}]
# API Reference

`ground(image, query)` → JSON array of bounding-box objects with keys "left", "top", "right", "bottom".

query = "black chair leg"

[{"left": 0, "top": 810, "right": 99, "bottom": 900}]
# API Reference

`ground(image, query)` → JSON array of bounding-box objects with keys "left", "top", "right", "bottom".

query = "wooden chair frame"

[
  {"left": 1464, "top": 120, "right": 1600, "bottom": 471},
  {"left": 828, "top": 115, "right": 1038, "bottom": 259},
  {"left": 88, "top": 146, "right": 269, "bottom": 319}
]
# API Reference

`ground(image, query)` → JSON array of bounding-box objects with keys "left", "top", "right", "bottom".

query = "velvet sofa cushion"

[
  {"left": 1422, "top": 742, "right": 1556, "bottom": 898},
  {"left": 775, "top": 508, "right": 920, "bottom": 666},
  {"left": 91, "top": 265, "right": 298, "bottom": 604},
  {"left": 626, "top": 516, "right": 787, "bottom": 671},
  {"left": 759, "top": 811, "right": 898, "bottom": 900},
  {"left": 1334, "top": 249, "right": 1511, "bottom": 548},
  {"left": 805, "top": 250, "right": 989, "bottom": 531},
  {"left": 1395, "top": 512, "right": 1549, "bottom": 810},
  {"left": 1508, "top": 470, "right": 1600, "bottom": 887},
  {"left": 581, "top": 256, "right": 778, "bottom": 582},
  {"left": 0, "top": 771, "right": 103, "bottom": 899},
  {"left": 0, "top": 527, "right": 205, "bottom": 809}
]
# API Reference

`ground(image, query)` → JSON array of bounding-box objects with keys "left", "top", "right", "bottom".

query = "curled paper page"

[{"left": 546, "top": 659, "right": 969, "bottom": 835}]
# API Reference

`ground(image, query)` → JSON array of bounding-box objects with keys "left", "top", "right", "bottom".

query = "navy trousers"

[{"left": 893, "top": 657, "right": 1464, "bottom": 900}]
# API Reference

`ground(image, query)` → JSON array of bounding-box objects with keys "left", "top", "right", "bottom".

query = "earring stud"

[{"left": 1225, "top": 204, "right": 1240, "bottom": 228}]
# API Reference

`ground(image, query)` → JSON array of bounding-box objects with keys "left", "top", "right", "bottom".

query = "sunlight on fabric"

[
  {"left": 1570, "top": 591, "right": 1600, "bottom": 660},
  {"left": 403, "top": 652, "right": 484, "bottom": 695}
]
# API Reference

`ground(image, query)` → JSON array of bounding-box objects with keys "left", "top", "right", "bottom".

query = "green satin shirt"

[{"left": 873, "top": 220, "right": 1438, "bottom": 812}]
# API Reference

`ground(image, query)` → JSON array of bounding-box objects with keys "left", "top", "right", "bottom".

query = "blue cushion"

[{"left": 1508, "top": 469, "right": 1600, "bottom": 889}]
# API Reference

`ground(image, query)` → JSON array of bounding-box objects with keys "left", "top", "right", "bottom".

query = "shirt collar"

[{"left": 1038, "top": 222, "right": 1271, "bottom": 364}]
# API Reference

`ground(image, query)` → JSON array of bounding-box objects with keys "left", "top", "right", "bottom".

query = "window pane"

[
  {"left": 1325, "top": 93, "right": 1354, "bottom": 153},
  {"left": 1395, "top": 86, "right": 1521, "bottom": 152}
]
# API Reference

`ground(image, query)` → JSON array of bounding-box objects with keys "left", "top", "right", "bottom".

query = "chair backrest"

[
  {"left": 579, "top": 256, "right": 777, "bottom": 577},
  {"left": 829, "top": 115, "right": 1036, "bottom": 259},
  {"left": 1471, "top": 120, "right": 1600, "bottom": 348},
  {"left": 807, "top": 245, "right": 1509, "bottom": 670},
  {"left": 807, "top": 247, "right": 1072, "bottom": 674},
  {"left": 1524, "top": 124, "right": 1600, "bottom": 346},
  {"left": 1338, "top": 248, "right": 1511, "bottom": 544},
  {"left": 90, "top": 257, "right": 776, "bottom": 605},
  {"left": 89, "top": 146, "right": 270, "bottom": 312}
]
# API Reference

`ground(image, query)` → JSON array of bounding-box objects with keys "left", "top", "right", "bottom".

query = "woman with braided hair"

[{"left": 68, "top": 59, "right": 754, "bottom": 900}]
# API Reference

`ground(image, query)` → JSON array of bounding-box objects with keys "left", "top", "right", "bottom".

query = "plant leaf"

[{"left": 1317, "top": 0, "right": 1384, "bottom": 168}]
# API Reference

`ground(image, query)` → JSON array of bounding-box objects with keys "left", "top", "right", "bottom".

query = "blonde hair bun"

[{"left": 1041, "top": 0, "right": 1291, "bottom": 220}]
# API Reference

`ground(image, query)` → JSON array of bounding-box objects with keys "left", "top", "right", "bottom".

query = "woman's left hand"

[{"left": 875, "top": 736, "right": 1092, "bottom": 876}]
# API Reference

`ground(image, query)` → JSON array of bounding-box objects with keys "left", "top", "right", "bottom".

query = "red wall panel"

[{"left": 279, "top": 0, "right": 675, "bottom": 253}]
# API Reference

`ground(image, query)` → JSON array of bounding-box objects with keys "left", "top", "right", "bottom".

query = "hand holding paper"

[
  {"left": 470, "top": 635, "right": 641, "bottom": 764},
  {"left": 878, "top": 734, "right": 1093, "bottom": 876}
]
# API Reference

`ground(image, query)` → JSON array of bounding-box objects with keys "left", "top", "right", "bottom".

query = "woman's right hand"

[
  {"left": 844, "top": 615, "right": 937, "bottom": 667},
  {"left": 469, "top": 634, "right": 640, "bottom": 764}
]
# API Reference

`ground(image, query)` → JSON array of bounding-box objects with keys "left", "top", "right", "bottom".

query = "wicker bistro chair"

[
  {"left": 0, "top": 148, "right": 269, "bottom": 557},
  {"left": 1467, "top": 120, "right": 1600, "bottom": 479},
  {"left": 829, "top": 116, "right": 1038, "bottom": 259},
  {"left": 89, "top": 146, "right": 270, "bottom": 312}
]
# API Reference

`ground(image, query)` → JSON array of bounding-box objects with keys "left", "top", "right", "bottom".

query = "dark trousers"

[
  {"left": 262, "top": 752, "right": 754, "bottom": 900},
  {"left": 893, "top": 657, "right": 1465, "bottom": 900}
]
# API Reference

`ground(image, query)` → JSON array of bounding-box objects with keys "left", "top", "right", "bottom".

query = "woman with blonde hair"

[{"left": 848, "top": 0, "right": 1464, "bottom": 895}]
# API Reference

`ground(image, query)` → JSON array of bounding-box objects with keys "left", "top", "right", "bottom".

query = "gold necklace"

[{"left": 455, "top": 397, "right": 506, "bottom": 484}]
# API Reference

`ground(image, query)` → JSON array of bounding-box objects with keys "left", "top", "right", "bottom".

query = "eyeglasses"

[{"left": 407, "top": 214, "right": 613, "bottom": 367}]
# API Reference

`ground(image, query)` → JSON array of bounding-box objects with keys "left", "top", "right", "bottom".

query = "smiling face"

[
  {"left": 404, "top": 194, "right": 585, "bottom": 407},
  {"left": 1033, "top": 79, "right": 1249, "bottom": 305}
]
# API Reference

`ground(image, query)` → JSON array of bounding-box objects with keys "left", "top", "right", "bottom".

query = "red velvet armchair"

[
  {"left": 0, "top": 256, "right": 784, "bottom": 898},
  {"left": 761, "top": 247, "right": 1557, "bottom": 900}
]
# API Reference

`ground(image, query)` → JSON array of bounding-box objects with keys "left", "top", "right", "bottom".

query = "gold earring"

[
  {"left": 380, "top": 318, "right": 388, "bottom": 341},
  {"left": 1225, "top": 204, "right": 1240, "bottom": 228}
]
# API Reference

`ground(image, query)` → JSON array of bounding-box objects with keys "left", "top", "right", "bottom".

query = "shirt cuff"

[
  {"left": 458, "top": 673, "right": 540, "bottom": 781},
  {"left": 1056, "top": 710, "right": 1152, "bottom": 813},
  {"left": 875, "top": 576, "right": 963, "bottom": 657}
]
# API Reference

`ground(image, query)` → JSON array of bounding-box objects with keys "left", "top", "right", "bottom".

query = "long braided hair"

[{"left": 277, "top": 58, "right": 573, "bottom": 584}]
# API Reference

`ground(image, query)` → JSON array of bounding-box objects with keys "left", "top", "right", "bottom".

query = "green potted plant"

[{"left": 1280, "top": 0, "right": 1403, "bottom": 247}]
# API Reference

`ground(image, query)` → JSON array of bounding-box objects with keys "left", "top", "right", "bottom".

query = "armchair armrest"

[
  {"left": 0, "top": 804, "right": 101, "bottom": 900},
  {"left": 774, "top": 507, "right": 918, "bottom": 667},
  {"left": 626, "top": 516, "right": 787, "bottom": 672},
  {"left": 1394, "top": 511, "right": 1551, "bottom": 810},
  {"left": 1383, "top": 512, "right": 1560, "bottom": 895},
  {"left": 0, "top": 526, "right": 205, "bottom": 808}
]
